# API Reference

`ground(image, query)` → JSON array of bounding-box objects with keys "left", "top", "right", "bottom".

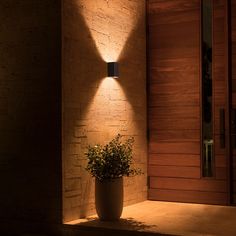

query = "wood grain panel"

[
  {"left": 148, "top": 189, "right": 227, "bottom": 205},
  {"left": 149, "top": 118, "right": 200, "bottom": 131},
  {"left": 232, "top": 3, "right": 236, "bottom": 16},
  {"left": 214, "top": 135, "right": 226, "bottom": 156},
  {"left": 148, "top": 165, "right": 200, "bottom": 178},
  {"left": 150, "top": 130, "right": 199, "bottom": 142},
  {"left": 233, "top": 195, "right": 236, "bottom": 205},
  {"left": 150, "top": 83, "right": 199, "bottom": 98},
  {"left": 214, "top": 30, "right": 225, "bottom": 44},
  {"left": 214, "top": 18, "right": 224, "bottom": 32},
  {"left": 150, "top": 177, "right": 227, "bottom": 192},
  {"left": 215, "top": 43, "right": 225, "bottom": 56},
  {"left": 149, "top": 71, "right": 199, "bottom": 85},
  {"left": 231, "top": 0, "right": 236, "bottom": 205},
  {"left": 149, "top": 154, "right": 200, "bottom": 167},
  {"left": 233, "top": 155, "right": 236, "bottom": 165},
  {"left": 149, "top": 10, "right": 199, "bottom": 25},
  {"left": 150, "top": 47, "right": 198, "bottom": 60},
  {"left": 233, "top": 181, "right": 236, "bottom": 190},
  {"left": 232, "top": 0, "right": 236, "bottom": 204},
  {"left": 214, "top": 60, "right": 226, "bottom": 73},
  {"left": 214, "top": 0, "right": 225, "bottom": 7},
  {"left": 149, "top": 106, "right": 199, "bottom": 119},
  {"left": 233, "top": 149, "right": 236, "bottom": 157},
  {"left": 215, "top": 167, "right": 227, "bottom": 180},
  {"left": 214, "top": 95, "right": 226, "bottom": 106},
  {"left": 233, "top": 168, "right": 236, "bottom": 178},
  {"left": 214, "top": 68, "right": 225, "bottom": 81},
  {"left": 213, "top": 9, "right": 224, "bottom": 19},
  {"left": 149, "top": 22, "right": 199, "bottom": 49},
  {"left": 214, "top": 107, "right": 227, "bottom": 134},
  {"left": 150, "top": 58, "right": 199, "bottom": 72},
  {"left": 212, "top": 0, "right": 229, "bottom": 201},
  {"left": 148, "top": 0, "right": 230, "bottom": 205},
  {"left": 233, "top": 42, "right": 236, "bottom": 52},
  {"left": 233, "top": 34, "right": 236, "bottom": 43},
  {"left": 149, "top": 92, "right": 199, "bottom": 107},
  {"left": 233, "top": 16, "right": 236, "bottom": 29},
  {"left": 233, "top": 63, "right": 236, "bottom": 73},
  {"left": 148, "top": 0, "right": 199, "bottom": 14},
  {"left": 232, "top": 43, "right": 236, "bottom": 55},
  {"left": 149, "top": 141, "right": 200, "bottom": 154},
  {"left": 215, "top": 155, "right": 226, "bottom": 168},
  {"left": 148, "top": 0, "right": 201, "bottom": 203},
  {"left": 214, "top": 80, "right": 226, "bottom": 94}
]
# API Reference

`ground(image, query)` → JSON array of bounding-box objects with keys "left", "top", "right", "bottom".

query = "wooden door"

[{"left": 147, "top": 0, "right": 230, "bottom": 205}]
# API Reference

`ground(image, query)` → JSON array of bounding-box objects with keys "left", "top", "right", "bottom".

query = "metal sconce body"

[{"left": 107, "top": 62, "right": 119, "bottom": 78}]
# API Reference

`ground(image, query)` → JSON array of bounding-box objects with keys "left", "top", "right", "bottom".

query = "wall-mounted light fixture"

[{"left": 107, "top": 62, "right": 119, "bottom": 78}]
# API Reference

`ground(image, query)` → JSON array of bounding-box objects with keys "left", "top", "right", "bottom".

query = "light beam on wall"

[
  {"left": 78, "top": 0, "right": 140, "bottom": 62},
  {"left": 72, "top": 0, "right": 145, "bottom": 144},
  {"left": 80, "top": 76, "right": 133, "bottom": 144}
]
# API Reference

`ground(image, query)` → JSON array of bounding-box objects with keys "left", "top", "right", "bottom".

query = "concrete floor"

[{"left": 66, "top": 200, "right": 236, "bottom": 236}]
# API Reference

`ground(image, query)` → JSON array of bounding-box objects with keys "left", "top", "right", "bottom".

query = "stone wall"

[
  {"left": 62, "top": 0, "right": 147, "bottom": 222},
  {"left": 0, "top": 0, "right": 61, "bottom": 225}
]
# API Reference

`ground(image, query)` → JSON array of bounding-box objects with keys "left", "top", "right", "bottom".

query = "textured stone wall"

[
  {"left": 62, "top": 0, "right": 147, "bottom": 222},
  {"left": 0, "top": 0, "right": 61, "bottom": 225}
]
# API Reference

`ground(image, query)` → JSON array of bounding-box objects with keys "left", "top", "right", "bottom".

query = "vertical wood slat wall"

[
  {"left": 147, "top": 0, "right": 228, "bottom": 205},
  {"left": 231, "top": 0, "right": 236, "bottom": 204}
]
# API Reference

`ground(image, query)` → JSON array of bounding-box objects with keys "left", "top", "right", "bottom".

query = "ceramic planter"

[{"left": 95, "top": 177, "right": 123, "bottom": 221}]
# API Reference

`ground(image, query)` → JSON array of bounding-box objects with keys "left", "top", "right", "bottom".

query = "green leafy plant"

[{"left": 85, "top": 134, "right": 142, "bottom": 181}]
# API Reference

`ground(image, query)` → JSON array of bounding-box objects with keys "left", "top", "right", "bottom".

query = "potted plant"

[{"left": 85, "top": 134, "right": 142, "bottom": 221}]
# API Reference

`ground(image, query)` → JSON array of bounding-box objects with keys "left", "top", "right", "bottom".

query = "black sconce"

[{"left": 107, "top": 62, "right": 119, "bottom": 78}]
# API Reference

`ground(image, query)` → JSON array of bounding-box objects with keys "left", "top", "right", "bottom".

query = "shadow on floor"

[{"left": 76, "top": 217, "right": 158, "bottom": 232}]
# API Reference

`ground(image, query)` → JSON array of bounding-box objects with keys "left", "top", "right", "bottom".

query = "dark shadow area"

[
  {"left": 0, "top": 0, "right": 62, "bottom": 233},
  {"left": 76, "top": 217, "right": 157, "bottom": 232},
  {"left": 63, "top": 226, "right": 173, "bottom": 236}
]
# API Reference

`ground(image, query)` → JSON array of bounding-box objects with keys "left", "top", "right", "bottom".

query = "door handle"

[{"left": 220, "top": 109, "right": 225, "bottom": 148}]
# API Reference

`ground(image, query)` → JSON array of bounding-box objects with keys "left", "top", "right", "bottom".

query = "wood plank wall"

[
  {"left": 231, "top": 0, "right": 236, "bottom": 204},
  {"left": 147, "top": 0, "right": 228, "bottom": 205}
]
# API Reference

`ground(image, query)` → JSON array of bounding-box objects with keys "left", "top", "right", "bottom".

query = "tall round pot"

[{"left": 95, "top": 177, "right": 123, "bottom": 221}]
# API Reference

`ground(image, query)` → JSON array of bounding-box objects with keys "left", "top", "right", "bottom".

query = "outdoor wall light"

[{"left": 107, "top": 62, "right": 119, "bottom": 78}]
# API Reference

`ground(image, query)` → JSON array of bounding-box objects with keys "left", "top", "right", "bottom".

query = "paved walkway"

[{"left": 66, "top": 200, "right": 236, "bottom": 236}]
